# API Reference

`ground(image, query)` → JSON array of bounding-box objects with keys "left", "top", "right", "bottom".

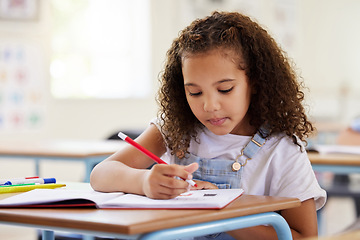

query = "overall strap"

[{"left": 242, "top": 125, "right": 271, "bottom": 159}]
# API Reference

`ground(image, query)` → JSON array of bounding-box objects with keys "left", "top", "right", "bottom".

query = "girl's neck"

[{"left": 230, "top": 121, "right": 256, "bottom": 136}]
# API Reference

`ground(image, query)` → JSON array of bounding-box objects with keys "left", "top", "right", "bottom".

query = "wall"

[
  {"left": 299, "top": 0, "right": 360, "bottom": 125},
  {"left": 1, "top": 0, "right": 359, "bottom": 142},
  {"left": 0, "top": 1, "right": 161, "bottom": 141}
]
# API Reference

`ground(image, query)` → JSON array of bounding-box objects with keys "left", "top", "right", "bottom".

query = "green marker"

[{"left": 0, "top": 183, "right": 36, "bottom": 187}]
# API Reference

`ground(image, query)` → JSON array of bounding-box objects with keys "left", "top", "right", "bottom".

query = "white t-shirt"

[{"left": 151, "top": 119, "right": 327, "bottom": 210}]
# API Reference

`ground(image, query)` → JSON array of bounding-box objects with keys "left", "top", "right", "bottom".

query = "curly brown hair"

[{"left": 157, "top": 11, "right": 314, "bottom": 157}]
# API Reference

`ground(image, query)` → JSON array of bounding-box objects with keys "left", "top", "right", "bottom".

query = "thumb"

[{"left": 184, "top": 162, "right": 199, "bottom": 174}]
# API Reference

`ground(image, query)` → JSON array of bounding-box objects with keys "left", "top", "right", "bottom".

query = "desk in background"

[
  {"left": 308, "top": 152, "right": 360, "bottom": 174},
  {"left": 0, "top": 183, "right": 301, "bottom": 240},
  {"left": 0, "top": 140, "right": 124, "bottom": 182}
]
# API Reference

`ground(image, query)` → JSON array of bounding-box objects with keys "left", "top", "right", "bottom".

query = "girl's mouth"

[{"left": 208, "top": 118, "right": 227, "bottom": 126}]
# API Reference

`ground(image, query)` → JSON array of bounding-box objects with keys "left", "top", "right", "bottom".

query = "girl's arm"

[
  {"left": 90, "top": 124, "right": 198, "bottom": 199},
  {"left": 227, "top": 198, "right": 318, "bottom": 239}
]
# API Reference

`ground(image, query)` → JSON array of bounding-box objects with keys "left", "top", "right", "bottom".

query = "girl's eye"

[
  {"left": 189, "top": 92, "right": 202, "bottom": 96},
  {"left": 219, "top": 87, "right": 233, "bottom": 94}
]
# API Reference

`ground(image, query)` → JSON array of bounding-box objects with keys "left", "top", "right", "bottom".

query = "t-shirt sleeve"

[{"left": 269, "top": 139, "right": 327, "bottom": 210}]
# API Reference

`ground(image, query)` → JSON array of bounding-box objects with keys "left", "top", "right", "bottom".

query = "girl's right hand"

[{"left": 142, "top": 163, "right": 198, "bottom": 199}]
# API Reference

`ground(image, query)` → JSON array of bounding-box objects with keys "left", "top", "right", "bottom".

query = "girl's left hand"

[{"left": 190, "top": 180, "right": 218, "bottom": 190}]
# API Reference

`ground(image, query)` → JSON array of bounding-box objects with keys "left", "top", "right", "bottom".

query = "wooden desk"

[
  {"left": 304, "top": 230, "right": 360, "bottom": 240},
  {"left": 308, "top": 152, "right": 360, "bottom": 174},
  {"left": 0, "top": 140, "right": 123, "bottom": 182},
  {"left": 0, "top": 183, "right": 301, "bottom": 240}
]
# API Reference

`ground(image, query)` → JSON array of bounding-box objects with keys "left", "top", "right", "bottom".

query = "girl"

[{"left": 91, "top": 11, "right": 326, "bottom": 239}]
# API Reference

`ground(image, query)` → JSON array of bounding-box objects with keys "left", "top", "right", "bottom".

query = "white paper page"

[
  {"left": 0, "top": 189, "right": 123, "bottom": 207},
  {"left": 99, "top": 189, "right": 244, "bottom": 209}
]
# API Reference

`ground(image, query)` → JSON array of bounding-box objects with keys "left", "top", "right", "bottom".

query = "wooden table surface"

[
  {"left": 0, "top": 193, "right": 300, "bottom": 236},
  {"left": 304, "top": 230, "right": 360, "bottom": 240}
]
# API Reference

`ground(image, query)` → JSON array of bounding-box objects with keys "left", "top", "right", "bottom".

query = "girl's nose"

[{"left": 203, "top": 95, "right": 220, "bottom": 112}]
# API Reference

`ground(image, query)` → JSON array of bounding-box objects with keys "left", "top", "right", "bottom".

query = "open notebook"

[
  {"left": 0, "top": 188, "right": 244, "bottom": 209},
  {"left": 308, "top": 144, "right": 360, "bottom": 155}
]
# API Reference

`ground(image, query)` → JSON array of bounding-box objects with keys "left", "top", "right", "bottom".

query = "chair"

[
  {"left": 315, "top": 126, "right": 360, "bottom": 234},
  {"left": 323, "top": 174, "right": 360, "bottom": 217},
  {"left": 324, "top": 127, "right": 360, "bottom": 217}
]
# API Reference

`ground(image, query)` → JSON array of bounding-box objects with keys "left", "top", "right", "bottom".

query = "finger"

[
  {"left": 148, "top": 165, "right": 189, "bottom": 191},
  {"left": 160, "top": 174, "right": 190, "bottom": 189},
  {"left": 155, "top": 164, "right": 192, "bottom": 186},
  {"left": 150, "top": 184, "right": 188, "bottom": 199},
  {"left": 144, "top": 179, "right": 187, "bottom": 199},
  {"left": 184, "top": 162, "right": 199, "bottom": 174}
]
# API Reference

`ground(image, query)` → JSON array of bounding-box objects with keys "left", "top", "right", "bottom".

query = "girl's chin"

[{"left": 206, "top": 126, "right": 231, "bottom": 136}]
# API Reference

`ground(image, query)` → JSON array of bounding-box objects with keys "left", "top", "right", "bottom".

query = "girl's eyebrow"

[
  {"left": 184, "top": 79, "right": 235, "bottom": 87},
  {"left": 184, "top": 82, "right": 197, "bottom": 87},
  {"left": 216, "top": 79, "right": 235, "bottom": 85}
]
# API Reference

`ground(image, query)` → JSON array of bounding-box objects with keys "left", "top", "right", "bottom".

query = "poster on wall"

[
  {"left": 0, "top": 0, "right": 38, "bottom": 21},
  {"left": 0, "top": 41, "right": 45, "bottom": 132}
]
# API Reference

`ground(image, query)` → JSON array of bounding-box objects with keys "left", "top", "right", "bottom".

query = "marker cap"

[
  {"left": 44, "top": 178, "right": 56, "bottom": 184},
  {"left": 118, "top": 132, "right": 127, "bottom": 140}
]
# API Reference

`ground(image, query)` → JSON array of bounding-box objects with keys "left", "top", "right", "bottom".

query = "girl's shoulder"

[{"left": 262, "top": 132, "right": 306, "bottom": 156}]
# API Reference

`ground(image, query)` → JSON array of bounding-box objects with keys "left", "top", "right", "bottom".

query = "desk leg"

[
  {"left": 42, "top": 230, "right": 54, "bottom": 240},
  {"left": 139, "top": 212, "right": 292, "bottom": 240}
]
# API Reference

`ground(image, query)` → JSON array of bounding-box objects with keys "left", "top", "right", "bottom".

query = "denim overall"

[{"left": 174, "top": 126, "right": 269, "bottom": 240}]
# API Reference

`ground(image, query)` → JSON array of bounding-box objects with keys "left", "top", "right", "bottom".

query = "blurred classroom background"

[{"left": 0, "top": 0, "right": 359, "bottom": 239}]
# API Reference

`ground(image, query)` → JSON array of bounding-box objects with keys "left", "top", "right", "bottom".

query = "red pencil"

[{"left": 118, "top": 132, "right": 197, "bottom": 187}]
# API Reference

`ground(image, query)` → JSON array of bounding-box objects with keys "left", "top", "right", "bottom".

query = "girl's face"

[{"left": 182, "top": 49, "right": 254, "bottom": 136}]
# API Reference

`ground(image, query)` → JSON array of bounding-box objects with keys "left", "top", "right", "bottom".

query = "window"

[{"left": 50, "top": 0, "right": 151, "bottom": 99}]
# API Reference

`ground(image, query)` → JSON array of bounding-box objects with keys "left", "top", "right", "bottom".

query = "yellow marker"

[{"left": 0, "top": 183, "right": 66, "bottom": 194}]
